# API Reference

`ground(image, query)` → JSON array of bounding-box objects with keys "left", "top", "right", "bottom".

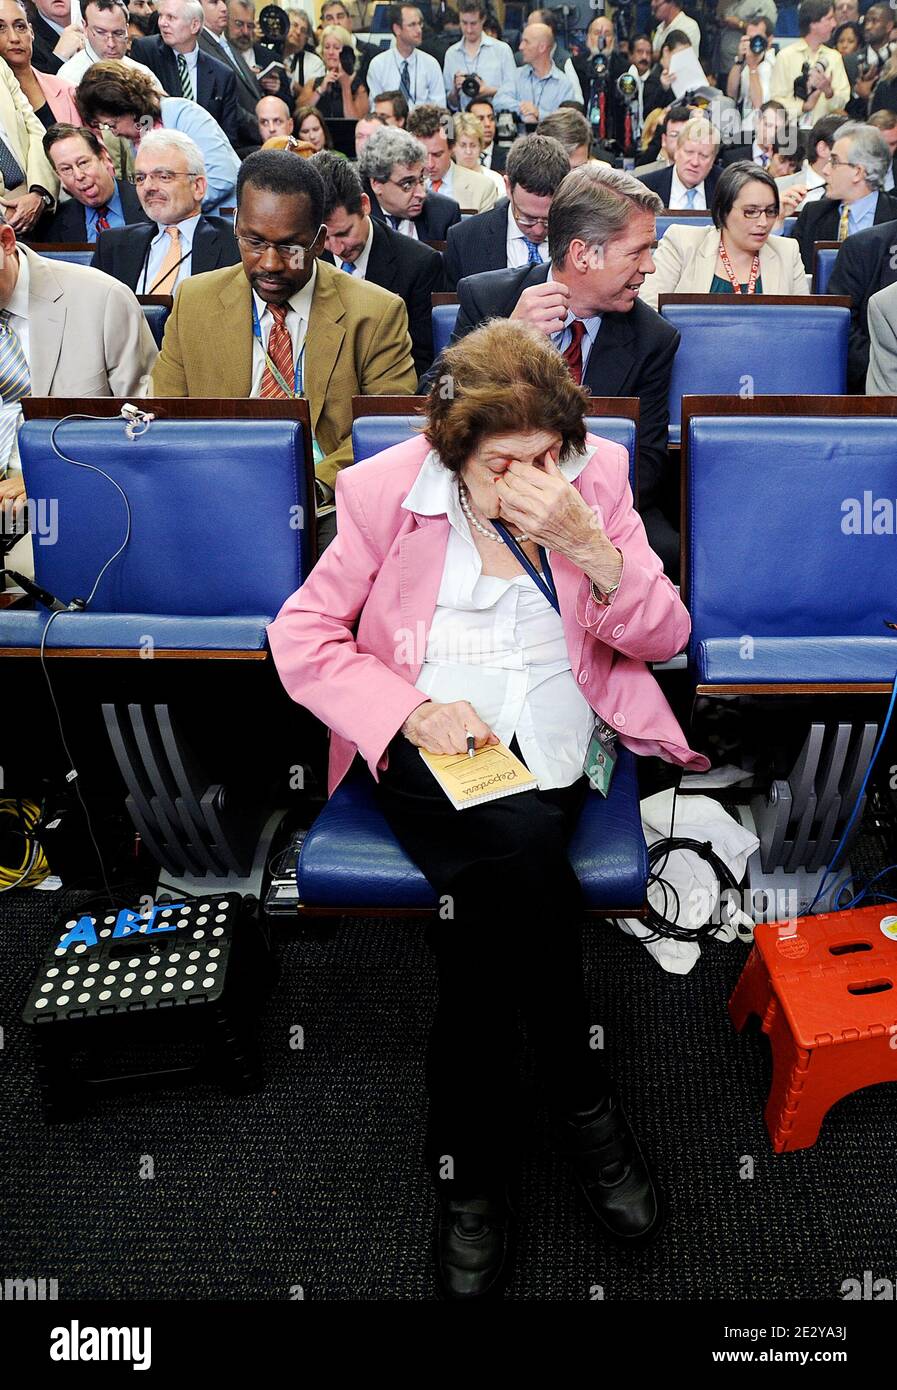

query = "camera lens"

[
  {"left": 461, "top": 74, "right": 480, "bottom": 98},
  {"left": 749, "top": 34, "right": 766, "bottom": 54}
]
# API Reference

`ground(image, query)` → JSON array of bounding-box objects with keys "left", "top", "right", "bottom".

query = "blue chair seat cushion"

[
  {"left": 297, "top": 747, "right": 648, "bottom": 911},
  {"left": 0, "top": 611, "right": 271, "bottom": 651},
  {"left": 693, "top": 636, "right": 897, "bottom": 686}
]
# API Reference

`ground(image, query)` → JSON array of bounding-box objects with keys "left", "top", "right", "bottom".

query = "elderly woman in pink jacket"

[{"left": 268, "top": 319, "right": 708, "bottom": 1301}]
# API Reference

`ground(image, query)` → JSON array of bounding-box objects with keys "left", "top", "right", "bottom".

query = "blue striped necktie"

[
  {"left": 0, "top": 309, "right": 30, "bottom": 405},
  {"left": 523, "top": 237, "right": 542, "bottom": 264}
]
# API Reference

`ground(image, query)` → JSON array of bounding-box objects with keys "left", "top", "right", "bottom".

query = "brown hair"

[
  {"left": 75, "top": 60, "right": 161, "bottom": 124},
  {"left": 424, "top": 320, "right": 588, "bottom": 475},
  {"left": 295, "top": 106, "right": 333, "bottom": 148}
]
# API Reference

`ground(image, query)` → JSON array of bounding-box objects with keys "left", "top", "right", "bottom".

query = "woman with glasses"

[
  {"left": 639, "top": 162, "right": 808, "bottom": 309},
  {"left": 75, "top": 60, "right": 241, "bottom": 214}
]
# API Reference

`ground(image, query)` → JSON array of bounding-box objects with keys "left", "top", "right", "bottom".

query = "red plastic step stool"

[{"left": 728, "top": 902, "right": 897, "bottom": 1152}]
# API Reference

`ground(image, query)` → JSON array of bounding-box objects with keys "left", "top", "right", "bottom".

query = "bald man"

[
  {"left": 515, "top": 22, "right": 574, "bottom": 123},
  {"left": 256, "top": 95, "right": 293, "bottom": 140}
]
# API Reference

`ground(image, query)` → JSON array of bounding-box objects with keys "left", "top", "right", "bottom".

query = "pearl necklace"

[{"left": 458, "top": 478, "right": 530, "bottom": 543}]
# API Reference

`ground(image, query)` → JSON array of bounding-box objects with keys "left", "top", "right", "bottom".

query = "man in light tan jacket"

[{"left": 149, "top": 149, "right": 417, "bottom": 495}]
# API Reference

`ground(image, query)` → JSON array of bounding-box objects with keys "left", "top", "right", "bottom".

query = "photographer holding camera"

[
  {"left": 299, "top": 21, "right": 368, "bottom": 118},
  {"left": 571, "top": 16, "right": 631, "bottom": 153},
  {"left": 770, "top": 0, "right": 849, "bottom": 126},
  {"left": 726, "top": 17, "right": 777, "bottom": 116},
  {"left": 443, "top": 1, "right": 518, "bottom": 113}
]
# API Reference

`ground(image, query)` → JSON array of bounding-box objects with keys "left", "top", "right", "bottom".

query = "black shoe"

[
  {"left": 435, "top": 1188, "right": 515, "bottom": 1300},
  {"left": 552, "top": 1094, "right": 664, "bottom": 1245}
]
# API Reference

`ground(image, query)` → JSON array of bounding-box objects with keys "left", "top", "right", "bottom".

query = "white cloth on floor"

[{"left": 618, "top": 790, "right": 759, "bottom": 974}]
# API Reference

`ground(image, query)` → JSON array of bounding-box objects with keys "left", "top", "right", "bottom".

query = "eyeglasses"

[
  {"left": 134, "top": 169, "right": 196, "bottom": 184},
  {"left": 825, "top": 154, "right": 860, "bottom": 169},
  {"left": 510, "top": 198, "right": 549, "bottom": 232},
  {"left": 388, "top": 173, "right": 427, "bottom": 192},
  {"left": 234, "top": 225, "right": 324, "bottom": 266},
  {"left": 735, "top": 205, "right": 778, "bottom": 220}
]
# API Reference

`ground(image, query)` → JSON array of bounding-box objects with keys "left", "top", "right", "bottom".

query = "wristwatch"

[
  {"left": 31, "top": 187, "right": 54, "bottom": 211},
  {"left": 590, "top": 549, "right": 623, "bottom": 606}
]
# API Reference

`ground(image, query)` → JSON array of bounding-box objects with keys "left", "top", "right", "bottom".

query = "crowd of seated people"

[{"left": 5, "top": 0, "right": 897, "bottom": 1306}]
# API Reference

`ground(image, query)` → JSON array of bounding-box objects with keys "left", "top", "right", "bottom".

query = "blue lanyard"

[
  {"left": 491, "top": 519, "right": 560, "bottom": 614},
  {"left": 251, "top": 300, "right": 304, "bottom": 396}
]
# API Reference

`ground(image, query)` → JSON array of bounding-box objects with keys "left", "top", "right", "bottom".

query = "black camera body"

[
  {"left": 793, "top": 61, "right": 810, "bottom": 101},
  {"left": 339, "top": 44, "right": 355, "bottom": 76},
  {"left": 461, "top": 74, "right": 481, "bottom": 98},
  {"left": 749, "top": 33, "right": 767, "bottom": 55}
]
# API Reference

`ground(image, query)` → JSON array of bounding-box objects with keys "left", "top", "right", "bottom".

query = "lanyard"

[
  {"left": 718, "top": 237, "right": 760, "bottom": 295},
  {"left": 491, "top": 519, "right": 560, "bottom": 614},
  {"left": 529, "top": 71, "right": 552, "bottom": 110},
  {"left": 139, "top": 242, "right": 192, "bottom": 295},
  {"left": 251, "top": 300, "right": 304, "bottom": 396}
]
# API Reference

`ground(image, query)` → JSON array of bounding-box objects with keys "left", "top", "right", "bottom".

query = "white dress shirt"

[
  {"left": 428, "top": 163, "right": 455, "bottom": 198},
  {"left": 506, "top": 204, "right": 548, "bottom": 267},
  {"left": 669, "top": 168, "right": 707, "bottom": 210},
  {"left": 58, "top": 44, "right": 165, "bottom": 91},
  {"left": 179, "top": 43, "right": 200, "bottom": 96},
  {"left": 403, "top": 448, "right": 597, "bottom": 789},
  {"left": 249, "top": 262, "right": 317, "bottom": 397},
  {"left": 0, "top": 247, "right": 29, "bottom": 473},
  {"left": 546, "top": 267, "right": 602, "bottom": 378},
  {"left": 366, "top": 44, "right": 446, "bottom": 109},
  {"left": 652, "top": 11, "right": 702, "bottom": 56},
  {"left": 139, "top": 212, "right": 202, "bottom": 295}
]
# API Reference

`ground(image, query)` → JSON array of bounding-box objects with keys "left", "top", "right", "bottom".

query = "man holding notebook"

[{"left": 268, "top": 320, "right": 707, "bottom": 1301}]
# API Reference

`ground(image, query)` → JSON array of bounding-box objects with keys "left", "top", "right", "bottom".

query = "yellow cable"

[{"left": 0, "top": 799, "right": 50, "bottom": 890}]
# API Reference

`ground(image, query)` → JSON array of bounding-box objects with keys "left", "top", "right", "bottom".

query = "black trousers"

[{"left": 372, "top": 733, "right": 613, "bottom": 1197}]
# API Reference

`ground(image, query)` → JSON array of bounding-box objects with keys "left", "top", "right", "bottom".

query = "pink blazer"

[
  {"left": 34, "top": 69, "right": 82, "bottom": 126},
  {"left": 267, "top": 434, "right": 711, "bottom": 796}
]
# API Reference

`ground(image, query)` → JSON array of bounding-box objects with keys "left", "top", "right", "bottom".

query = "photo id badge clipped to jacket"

[{"left": 584, "top": 719, "right": 618, "bottom": 797}]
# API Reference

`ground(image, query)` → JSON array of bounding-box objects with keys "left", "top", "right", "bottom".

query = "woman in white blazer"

[{"left": 639, "top": 162, "right": 809, "bottom": 311}]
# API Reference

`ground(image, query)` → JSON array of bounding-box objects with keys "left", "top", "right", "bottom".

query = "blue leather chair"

[
  {"left": 656, "top": 214, "right": 712, "bottom": 240},
  {"left": 141, "top": 303, "right": 170, "bottom": 348},
  {"left": 813, "top": 246, "right": 838, "bottom": 294},
  {"left": 353, "top": 413, "right": 638, "bottom": 490},
  {"left": 660, "top": 299, "right": 849, "bottom": 443},
  {"left": 35, "top": 249, "right": 94, "bottom": 265},
  {"left": 432, "top": 302, "right": 459, "bottom": 358},
  {"left": 684, "top": 409, "right": 897, "bottom": 690},
  {"left": 0, "top": 418, "right": 311, "bottom": 653}
]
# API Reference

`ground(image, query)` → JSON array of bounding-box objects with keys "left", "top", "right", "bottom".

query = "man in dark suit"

[
  {"left": 91, "top": 127, "right": 240, "bottom": 291},
  {"left": 359, "top": 126, "right": 461, "bottom": 242},
  {"left": 444, "top": 133, "right": 570, "bottom": 290},
  {"left": 468, "top": 98, "right": 508, "bottom": 174},
  {"left": 39, "top": 123, "right": 150, "bottom": 241},
  {"left": 638, "top": 116, "right": 721, "bottom": 209},
  {"left": 313, "top": 151, "right": 443, "bottom": 376},
  {"left": 427, "top": 165, "right": 682, "bottom": 574},
  {"left": 790, "top": 120, "right": 897, "bottom": 272},
  {"left": 828, "top": 221, "right": 897, "bottom": 391},
  {"left": 130, "top": 0, "right": 241, "bottom": 148},
  {"left": 24, "top": 0, "right": 77, "bottom": 74},
  {"left": 198, "top": 0, "right": 265, "bottom": 148}
]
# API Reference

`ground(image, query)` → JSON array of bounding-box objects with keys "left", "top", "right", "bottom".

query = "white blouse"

[{"left": 402, "top": 449, "right": 597, "bottom": 790}]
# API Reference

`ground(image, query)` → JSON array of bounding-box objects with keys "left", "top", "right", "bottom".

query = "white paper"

[{"left": 670, "top": 46, "right": 708, "bottom": 99}]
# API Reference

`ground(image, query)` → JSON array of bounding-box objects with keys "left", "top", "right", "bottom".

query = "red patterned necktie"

[
  {"left": 561, "top": 319, "right": 586, "bottom": 385},
  {"left": 431, "top": 177, "right": 442, "bottom": 193},
  {"left": 259, "top": 302, "right": 295, "bottom": 399},
  {"left": 95, "top": 205, "right": 111, "bottom": 231}
]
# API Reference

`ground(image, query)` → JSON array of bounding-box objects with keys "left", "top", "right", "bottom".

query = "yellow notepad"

[{"left": 419, "top": 741, "right": 537, "bottom": 810}]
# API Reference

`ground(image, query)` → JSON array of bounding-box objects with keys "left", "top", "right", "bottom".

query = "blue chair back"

[
  {"left": 813, "top": 246, "right": 838, "bottom": 294},
  {"left": 141, "top": 303, "right": 170, "bottom": 349},
  {"left": 352, "top": 414, "right": 637, "bottom": 490},
  {"left": 660, "top": 300, "right": 848, "bottom": 442},
  {"left": 37, "top": 249, "right": 94, "bottom": 265},
  {"left": 782, "top": 216, "right": 797, "bottom": 237},
  {"left": 2, "top": 419, "right": 311, "bottom": 650},
  {"left": 685, "top": 413, "right": 897, "bottom": 686},
  {"left": 656, "top": 214, "right": 712, "bottom": 240},
  {"left": 432, "top": 302, "right": 459, "bottom": 358}
]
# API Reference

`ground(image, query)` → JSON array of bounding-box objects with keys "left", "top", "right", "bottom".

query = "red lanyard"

[{"left": 718, "top": 237, "right": 760, "bottom": 295}]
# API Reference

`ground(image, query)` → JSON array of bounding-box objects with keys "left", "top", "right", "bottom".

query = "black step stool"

[{"left": 22, "top": 893, "right": 273, "bottom": 1122}]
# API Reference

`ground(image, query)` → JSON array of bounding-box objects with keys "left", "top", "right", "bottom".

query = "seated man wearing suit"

[
  {"left": 0, "top": 49, "right": 59, "bottom": 234},
  {"left": 790, "top": 120, "right": 897, "bottom": 272},
  {"left": 828, "top": 217, "right": 897, "bottom": 391},
  {"left": 149, "top": 150, "right": 417, "bottom": 501},
  {"left": 91, "top": 128, "right": 239, "bottom": 292},
  {"left": 444, "top": 133, "right": 570, "bottom": 290},
  {"left": 41, "top": 122, "right": 147, "bottom": 239},
  {"left": 468, "top": 96, "right": 506, "bottom": 172},
  {"left": 0, "top": 209, "right": 157, "bottom": 517},
  {"left": 430, "top": 165, "right": 682, "bottom": 574},
  {"left": 130, "top": 0, "right": 241, "bottom": 148},
  {"left": 406, "top": 102, "right": 498, "bottom": 213},
  {"left": 359, "top": 126, "right": 461, "bottom": 241},
  {"left": 313, "top": 150, "right": 443, "bottom": 377},
  {"left": 639, "top": 117, "right": 721, "bottom": 209}
]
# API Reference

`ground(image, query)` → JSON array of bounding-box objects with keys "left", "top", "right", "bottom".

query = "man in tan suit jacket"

[
  {"left": 150, "top": 149, "right": 417, "bottom": 491},
  {"left": 0, "top": 55, "right": 59, "bottom": 234}
]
